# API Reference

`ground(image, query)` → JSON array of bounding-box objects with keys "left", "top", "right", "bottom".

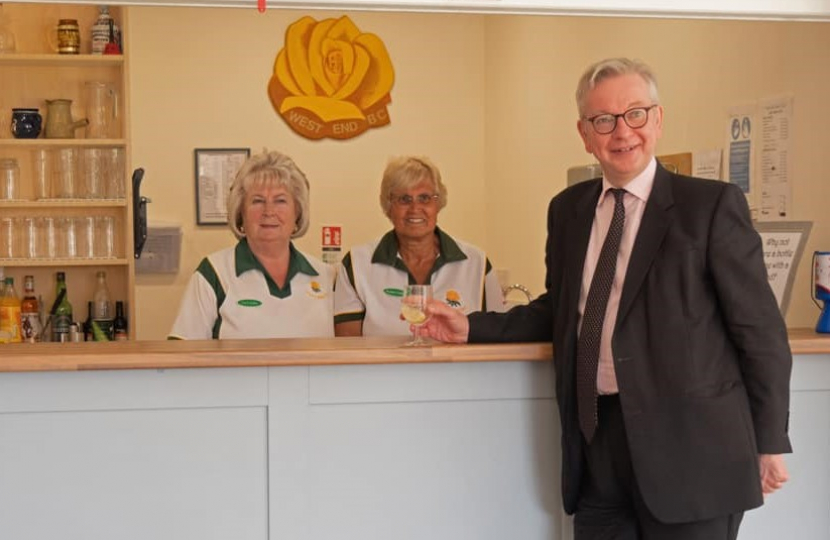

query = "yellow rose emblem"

[{"left": 268, "top": 15, "right": 395, "bottom": 141}]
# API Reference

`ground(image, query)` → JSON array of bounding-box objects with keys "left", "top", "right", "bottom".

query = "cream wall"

[
  {"left": 483, "top": 16, "right": 830, "bottom": 331},
  {"left": 130, "top": 8, "right": 487, "bottom": 339},
  {"left": 131, "top": 8, "right": 830, "bottom": 339}
]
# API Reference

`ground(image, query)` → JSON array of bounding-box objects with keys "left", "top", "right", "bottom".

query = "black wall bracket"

[{"left": 132, "top": 168, "right": 150, "bottom": 259}]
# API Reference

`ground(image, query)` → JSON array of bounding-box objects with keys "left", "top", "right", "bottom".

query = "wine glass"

[{"left": 400, "top": 284, "right": 432, "bottom": 346}]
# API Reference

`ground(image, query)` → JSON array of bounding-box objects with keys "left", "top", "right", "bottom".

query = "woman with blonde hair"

[
  {"left": 169, "top": 150, "right": 333, "bottom": 339},
  {"left": 334, "top": 156, "right": 504, "bottom": 336}
]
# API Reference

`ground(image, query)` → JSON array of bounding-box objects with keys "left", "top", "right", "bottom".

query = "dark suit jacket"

[{"left": 469, "top": 164, "right": 792, "bottom": 524}]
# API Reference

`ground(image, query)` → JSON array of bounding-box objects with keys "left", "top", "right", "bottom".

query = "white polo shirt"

[
  {"left": 334, "top": 228, "right": 505, "bottom": 336},
  {"left": 169, "top": 239, "right": 334, "bottom": 340}
]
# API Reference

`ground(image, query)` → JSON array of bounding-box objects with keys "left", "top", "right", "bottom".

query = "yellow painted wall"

[
  {"left": 130, "top": 8, "right": 830, "bottom": 339},
  {"left": 130, "top": 8, "right": 487, "bottom": 339},
  {"left": 483, "top": 16, "right": 830, "bottom": 331}
]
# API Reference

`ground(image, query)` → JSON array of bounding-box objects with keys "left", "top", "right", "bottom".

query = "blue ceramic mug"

[{"left": 11, "top": 108, "right": 43, "bottom": 139}]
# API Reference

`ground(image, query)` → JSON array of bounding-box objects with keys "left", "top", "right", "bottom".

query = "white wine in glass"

[{"left": 401, "top": 284, "right": 432, "bottom": 346}]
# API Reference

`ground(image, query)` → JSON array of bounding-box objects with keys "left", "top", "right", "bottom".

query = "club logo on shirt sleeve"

[{"left": 444, "top": 289, "right": 463, "bottom": 308}]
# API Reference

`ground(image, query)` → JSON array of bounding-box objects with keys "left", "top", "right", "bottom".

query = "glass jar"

[
  {"left": 56, "top": 19, "right": 80, "bottom": 55},
  {"left": 0, "top": 157, "right": 20, "bottom": 200}
]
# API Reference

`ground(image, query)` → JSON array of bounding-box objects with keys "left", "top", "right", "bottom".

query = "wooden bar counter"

[
  {"left": 0, "top": 331, "right": 828, "bottom": 540},
  {"left": 2, "top": 328, "right": 828, "bottom": 372},
  {"left": 0, "top": 336, "right": 553, "bottom": 372}
]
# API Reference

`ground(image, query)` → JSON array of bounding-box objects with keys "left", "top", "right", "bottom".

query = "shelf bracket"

[{"left": 132, "top": 168, "right": 150, "bottom": 259}]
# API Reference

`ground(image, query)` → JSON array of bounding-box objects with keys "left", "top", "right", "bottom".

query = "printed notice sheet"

[
  {"left": 726, "top": 105, "right": 755, "bottom": 197},
  {"left": 758, "top": 96, "right": 793, "bottom": 221},
  {"left": 692, "top": 149, "right": 723, "bottom": 180},
  {"left": 195, "top": 149, "right": 249, "bottom": 225}
]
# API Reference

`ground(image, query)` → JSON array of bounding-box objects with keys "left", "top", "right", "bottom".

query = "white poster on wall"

[
  {"left": 692, "top": 149, "right": 723, "bottom": 180},
  {"left": 757, "top": 95, "right": 794, "bottom": 221}
]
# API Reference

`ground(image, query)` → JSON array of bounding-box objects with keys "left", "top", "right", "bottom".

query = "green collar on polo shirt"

[
  {"left": 371, "top": 227, "right": 467, "bottom": 283},
  {"left": 235, "top": 238, "right": 318, "bottom": 298}
]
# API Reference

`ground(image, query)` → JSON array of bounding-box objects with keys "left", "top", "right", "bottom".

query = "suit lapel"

[{"left": 617, "top": 164, "right": 675, "bottom": 323}]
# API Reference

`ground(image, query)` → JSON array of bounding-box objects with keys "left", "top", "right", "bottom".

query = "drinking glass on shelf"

[
  {"left": 0, "top": 157, "right": 20, "bottom": 200},
  {"left": 106, "top": 147, "right": 125, "bottom": 199},
  {"left": 400, "top": 284, "right": 432, "bottom": 346},
  {"left": 0, "top": 216, "right": 17, "bottom": 259},
  {"left": 56, "top": 216, "right": 77, "bottom": 259},
  {"left": 38, "top": 216, "right": 56, "bottom": 260},
  {"left": 95, "top": 215, "right": 115, "bottom": 258},
  {"left": 22, "top": 216, "right": 38, "bottom": 259},
  {"left": 54, "top": 148, "right": 78, "bottom": 199},
  {"left": 78, "top": 215, "right": 95, "bottom": 259},
  {"left": 33, "top": 149, "right": 52, "bottom": 200},
  {"left": 81, "top": 147, "right": 105, "bottom": 199}
]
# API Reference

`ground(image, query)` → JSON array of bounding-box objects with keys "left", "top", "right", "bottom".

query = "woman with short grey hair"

[
  {"left": 170, "top": 150, "right": 333, "bottom": 340},
  {"left": 334, "top": 155, "right": 505, "bottom": 337}
]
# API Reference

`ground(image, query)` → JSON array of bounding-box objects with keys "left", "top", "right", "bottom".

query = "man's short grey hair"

[
  {"left": 575, "top": 57, "right": 660, "bottom": 115},
  {"left": 226, "top": 150, "right": 311, "bottom": 240}
]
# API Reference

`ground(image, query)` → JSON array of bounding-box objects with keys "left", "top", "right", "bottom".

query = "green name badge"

[
  {"left": 383, "top": 288, "right": 404, "bottom": 297},
  {"left": 238, "top": 299, "right": 263, "bottom": 307}
]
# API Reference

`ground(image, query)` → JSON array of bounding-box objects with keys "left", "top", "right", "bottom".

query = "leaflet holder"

[{"left": 131, "top": 167, "right": 150, "bottom": 259}]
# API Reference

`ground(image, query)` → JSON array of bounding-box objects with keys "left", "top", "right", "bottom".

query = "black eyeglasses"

[
  {"left": 391, "top": 193, "right": 439, "bottom": 207},
  {"left": 583, "top": 105, "right": 658, "bottom": 135}
]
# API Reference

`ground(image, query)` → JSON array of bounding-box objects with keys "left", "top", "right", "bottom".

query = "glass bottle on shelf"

[
  {"left": 0, "top": 276, "right": 22, "bottom": 343},
  {"left": 83, "top": 300, "right": 93, "bottom": 342},
  {"left": 91, "top": 5, "right": 113, "bottom": 55},
  {"left": 52, "top": 271, "right": 73, "bottom": 343},
  {"left": 21, "top": 275, "right": 42, "bottom": 343},
  {"left": 113, "top": 300, "right": 127, "bottom": 340},
  {"left": 0, "top": 277, "right": 7, "bottom": 343},
  {"left": 103, "top": 18, "right": 121, "bottom": 55},
  {"left": 92, "top": 270, "right": 114, "bottom": 340}
]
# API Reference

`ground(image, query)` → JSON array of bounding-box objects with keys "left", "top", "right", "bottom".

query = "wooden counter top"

[
  {"left": 0, "top": 336, "right": 552, "bottom": 373},
  {"left": 1, "top": 328, "right": 828, "bottom": 373}
]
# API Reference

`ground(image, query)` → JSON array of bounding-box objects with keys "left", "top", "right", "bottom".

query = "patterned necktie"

[{"left": 576, "top": 188, "right": 626, "bottom": 443}]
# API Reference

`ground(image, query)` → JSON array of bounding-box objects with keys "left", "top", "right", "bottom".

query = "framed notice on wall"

[
  {"left": 754, "top": 220, "right": 812, "bottom": 316},
  {"left": 194, "top": 148, "right": 250, "bottom": 225}
]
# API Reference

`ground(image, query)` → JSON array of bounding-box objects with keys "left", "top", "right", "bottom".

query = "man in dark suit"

[{"left": 420, "top": 57, "right": 791, "bottom": 539}]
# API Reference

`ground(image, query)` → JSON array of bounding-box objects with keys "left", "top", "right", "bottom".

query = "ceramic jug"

[{"left": 44, "top": 99, "right": 88, "bottom": 139}]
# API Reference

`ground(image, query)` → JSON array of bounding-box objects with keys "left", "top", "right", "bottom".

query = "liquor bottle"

[
  {"left": 113, "top": 301, "right": 128, "bottom": 341},
  {"left": 52, "top": 271, "right": 73, "bottom": 343},
  {"left": 0, "top": 277, "right": 22, "bottom": 343},
  {"left": 0, "top": 277, "right": 7, "bottom": 343},
  {"left": 83, "top": 301, "right": 94, "bottom": 342},
  {"left": 92, "top": 271, "right": 114, "bottom": 341},
  {"left": 103, "top": 18, "right": 122, "bottom": 55},
  {"left": 20, "top": 275, "right": 42, "bottom": 343},
  {"left": 90, "top": 5, "right": 113, "bottom": 55}
]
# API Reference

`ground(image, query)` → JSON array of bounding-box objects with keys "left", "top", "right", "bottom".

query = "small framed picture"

[{"left": 194, "top": 148, "right": 250, "bottom": 225}]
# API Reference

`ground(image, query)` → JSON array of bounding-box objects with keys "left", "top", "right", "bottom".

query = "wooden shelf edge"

[
  {"left": 0, "top": 139, "right": 127, "bottom": 147},
  {"left": 0, "top": 199, "right": 127, "bottom": 208},
  {"left": 0, "top": 258, "right": 131, "bottom": 268},
  {"left": 0, "top": 53, "right": 124, "bottom": 67}
]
